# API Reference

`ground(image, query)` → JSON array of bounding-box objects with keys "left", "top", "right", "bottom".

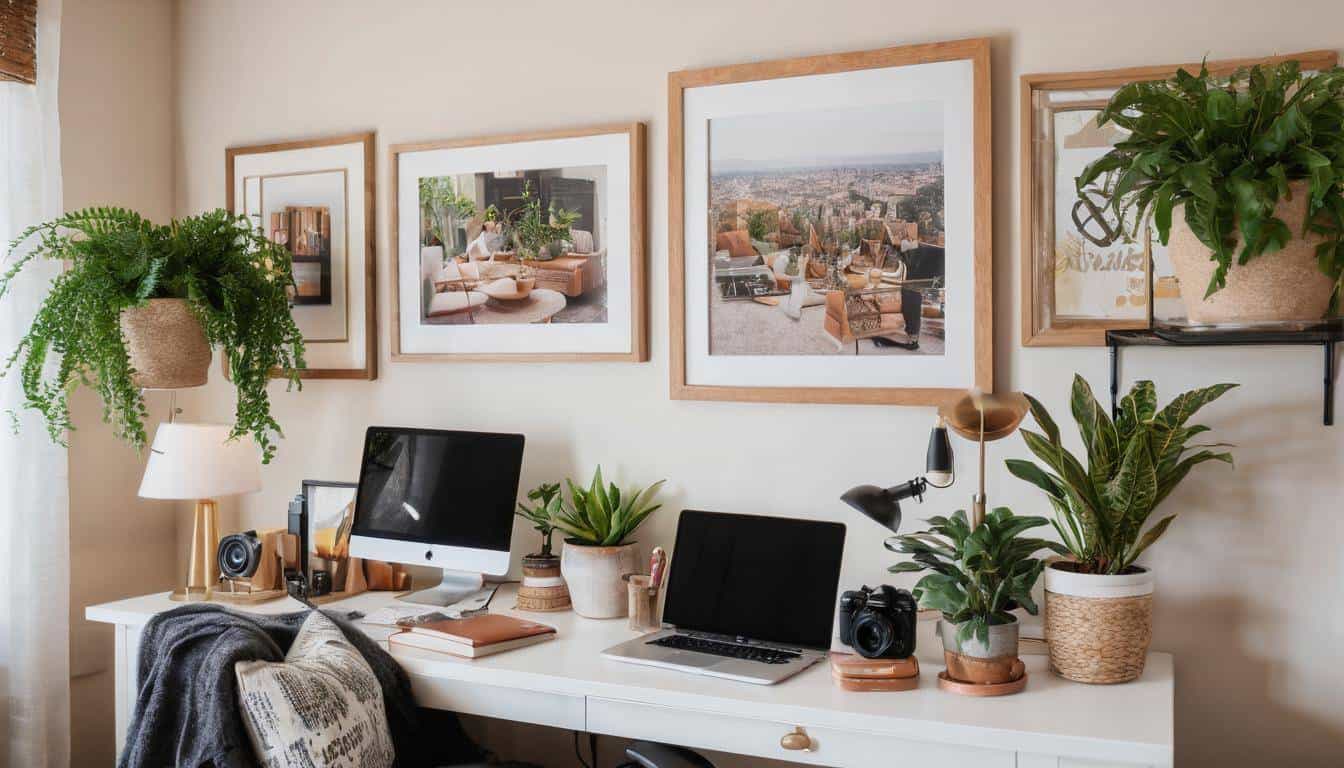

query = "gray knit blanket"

[{"left": 116, "top": 603, "right": 475, "bottom": 768}]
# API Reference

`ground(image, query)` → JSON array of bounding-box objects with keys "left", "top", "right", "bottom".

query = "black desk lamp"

[{"left": 840, "top": 418, "right": 955, "bottom": 533}]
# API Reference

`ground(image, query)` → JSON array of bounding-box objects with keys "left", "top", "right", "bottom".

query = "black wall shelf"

[{"left": 1105, "top": 323, "right": 1343, "bottom": 426}]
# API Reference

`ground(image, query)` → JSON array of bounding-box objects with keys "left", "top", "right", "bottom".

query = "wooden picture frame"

[
  {"left": 388, "top": 122, "right": 647, "bottom": 362},
  {"left": 669, "top": 38, "right": 993, "bottom": 404},
  {"left": 1020, "top": 50, "right": 1338, "bottom": 347},
  {"left": 226, "top": 131, "right": 377, "bottom": 379}
]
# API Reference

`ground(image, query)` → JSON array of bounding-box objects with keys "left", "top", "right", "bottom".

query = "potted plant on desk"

[
  {"left": 890, "top": 507, "right": 1064, "bottom": 696},
  {"left": 0, "top": 207, "right": 304, "bottom": 462},
  {"left": 514, "top": 482, "right": 572, "bottom": 612},
  {"left": 1076, "top": 60, "right": 1344, "bottom": 324},
  {"left": 1006, "top": 375, "right": 1235, "bottom": 683},
  {"left": 552, "top": 466, "right": 665, "bottom": 619}
]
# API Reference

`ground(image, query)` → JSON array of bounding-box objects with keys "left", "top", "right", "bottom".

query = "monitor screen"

[
  {"left": 661, "top": 510, "right": 846, "bottom": 650},
  {"left": 351, "top": 427, "right": 524, "bottom": 552}
]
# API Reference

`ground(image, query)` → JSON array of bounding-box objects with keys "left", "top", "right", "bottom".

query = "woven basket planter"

[
  {"left": 119, "top": 298, "right": 211, "bottom": 389},
  {"left": 1044, "top": 563, "right": 1153, "bottom": 684},
  {"left": 1170, "top": 181, "right": 1334, "bottom": 324}
]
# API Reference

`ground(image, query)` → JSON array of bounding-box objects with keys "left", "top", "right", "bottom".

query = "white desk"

[{"left": 87, "top": 585, "right": 1173, "bottom": 767}]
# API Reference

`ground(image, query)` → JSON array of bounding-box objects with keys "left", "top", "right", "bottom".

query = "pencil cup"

[{"left": 625, "top": 574, "right": 659, "bottom": 632}]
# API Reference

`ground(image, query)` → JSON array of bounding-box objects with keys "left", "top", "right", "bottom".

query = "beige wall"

[
  {"left": 59, "top": 0, "right": 177, "bottom": 764},
  {"left": 48, "top": 0, "right": 1343, "bottom": 764}
]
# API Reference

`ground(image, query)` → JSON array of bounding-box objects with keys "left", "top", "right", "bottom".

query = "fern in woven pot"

[
  {"left": 552, "top": 466, "right": 664, "bottom": 618},
  {"left": 1077, "top": 60, "right": 1344, "bottom": 324},
  {"left": 0, "top": 207, "right": 304, "bottom": 462},
  {"left": 1006, "top": 375, "right": 1235, "bottom": 683}
]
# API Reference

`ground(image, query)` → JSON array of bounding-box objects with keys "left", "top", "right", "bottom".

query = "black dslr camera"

[{"left": 838, "top": 584, "right": 918, "bottom": 659}]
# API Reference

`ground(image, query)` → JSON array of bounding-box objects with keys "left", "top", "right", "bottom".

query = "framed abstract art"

[
  {"left": 1020, "top": 50, "right": 1337, "bottom": 346},
  {"left": 226, "top": 131, "right": 377, "bottom": 378},
  {"left": 389, "top": 123, "right": 647, "bottom": 362},
  {"left": 669, "top": 39, "right": 993, "bottom": 405}
]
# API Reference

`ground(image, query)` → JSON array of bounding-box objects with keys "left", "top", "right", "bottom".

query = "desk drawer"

[
  {"left": 408, "top": 675, "right": 584, "bottom": 730},
  {"left": 586, "top": 696, "right": 1014, "bottom": 767}
]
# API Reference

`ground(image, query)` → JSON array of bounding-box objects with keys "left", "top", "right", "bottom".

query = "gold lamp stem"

[
  {"left": 176, "top": 498, "right": 219, "bottom": 601},
  {"left": 973, "top": 405, "right": 987, "bottom": 529}
]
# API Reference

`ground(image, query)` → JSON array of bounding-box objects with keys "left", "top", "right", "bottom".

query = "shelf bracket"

[
  {"left": 1326, "top": 341, "right": 1335, "bottom": 427},
  {"left": 1109, "top": 336, "right": 1120, "bottom": 421}
]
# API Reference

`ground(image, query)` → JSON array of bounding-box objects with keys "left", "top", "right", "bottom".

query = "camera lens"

[
  {"left": 852, "top": 612, "right": 896, "bottom": 659},
  {"left": 217, "top": 532, "right": 263, "bottom": 579}
]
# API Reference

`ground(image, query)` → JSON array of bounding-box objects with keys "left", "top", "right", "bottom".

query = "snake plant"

[
  {"left": 552, "top": 466, "right": 665, "bottom": 547},
  {"left": 1006, "top": 375, "right": 1236, "bottom": 575}
]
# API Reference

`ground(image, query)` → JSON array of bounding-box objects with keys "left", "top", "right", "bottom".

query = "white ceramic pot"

[
  {"left": 938, "top": 617, "right": 1022, "bottom": 685},
  {"left": 1044, "top": 563, "right": 1154, "bottom": 684},
  {"left": 560, "top": 540, "right": 639, "bottom": 619},
  {"left": 1169, "top": 180, "right": 1334, "bottom": 324}
]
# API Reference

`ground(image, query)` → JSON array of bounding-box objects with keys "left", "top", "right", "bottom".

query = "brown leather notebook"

[{"left": 409, "top": 614, "right": 556, "bottom": 647}]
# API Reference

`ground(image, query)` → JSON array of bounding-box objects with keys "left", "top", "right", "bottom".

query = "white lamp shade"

[{"left": 138, "top": 422, "right": 262, "bottom": 500}]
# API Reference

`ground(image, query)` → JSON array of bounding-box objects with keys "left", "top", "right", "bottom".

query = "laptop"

[{"left": 601, "top": 510, "right": 847, "bottom": 685}]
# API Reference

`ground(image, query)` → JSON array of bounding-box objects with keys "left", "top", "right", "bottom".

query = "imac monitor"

[{"left": 349, "top": 426, "right": 525, "bottom": 605}]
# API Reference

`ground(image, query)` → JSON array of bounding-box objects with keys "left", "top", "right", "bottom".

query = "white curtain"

[{"left": 0, "top": 0, "right": 68, "bottom": 766}]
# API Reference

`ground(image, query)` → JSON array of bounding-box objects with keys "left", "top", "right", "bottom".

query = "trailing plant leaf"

[
  {"left": 1077, "top": 60, "right": 1344, "bottom": 298},
  {"left": 1, "top": 208, "right": 304, "bottom": 461},
  {"left": 1011, "top": 376, "right": 1235, "bottom": 573}
]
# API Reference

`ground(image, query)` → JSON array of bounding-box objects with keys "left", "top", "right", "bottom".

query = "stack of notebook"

[{"left": 388, "top": 614, "right": 556, "bottom": 659}]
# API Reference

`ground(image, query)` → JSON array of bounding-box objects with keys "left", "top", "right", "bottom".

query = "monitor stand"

[{"left": 399, "top": 569, "right": 497, "bottom": 607}]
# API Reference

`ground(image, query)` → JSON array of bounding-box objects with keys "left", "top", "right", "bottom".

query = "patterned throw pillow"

[{"left": 235, "top": 612, "right": 395, "bottom": 768}]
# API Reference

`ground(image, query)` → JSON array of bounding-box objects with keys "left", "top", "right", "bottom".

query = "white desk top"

[{"left": 87, "top": 585, "right": 1173, "bottom": 765}]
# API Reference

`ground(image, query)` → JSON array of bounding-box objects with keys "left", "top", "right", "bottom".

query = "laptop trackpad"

[{"left": 665, "top": 651, "right": 719, "bottom": 668}]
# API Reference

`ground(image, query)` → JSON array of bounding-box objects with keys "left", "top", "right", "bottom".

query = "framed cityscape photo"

[
  {"left": 226, "top": 131, "right": 377, "bottom": 378},
  {"left": 1020, "top": 50, "right": 1337, "bottom": 346},
  {"left": 669, "top": 39, "right": 992, "bottom": 404},
  {"left": 390, "top": 123, "right": 647, "bottom": 362}
]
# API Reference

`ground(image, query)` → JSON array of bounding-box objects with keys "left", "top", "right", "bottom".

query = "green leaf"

[
  {"left": 888, "top": 561, "right": 925, "bottom": 574},
  {"left": 1154, "top": 383, "right": 1237, "bottom": 428},
  {"left": 1123, "top": 514, "right": 1177, "bottom": 570}
]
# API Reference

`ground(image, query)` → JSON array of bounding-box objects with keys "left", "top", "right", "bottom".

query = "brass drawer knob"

[{"left": 780, "top": 726, "right": 813, "bottom": 751}]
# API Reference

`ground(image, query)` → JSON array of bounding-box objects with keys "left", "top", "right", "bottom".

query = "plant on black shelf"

[
  {"left": 1076, "top": 60, "right": 1344, "bottom": 297},
  {"left": 0, "top": 207, "right": 304, "bottom": 462},
  {"left": 889, "top": 508, "right": 1065, "bottom": 646},
  {"left": 552, "top": 466, "right": 665, "bottom": 547},
  {"left": 516, "top": 481, "right": 563, "bottom": 558},
  {"left": 1006, "top": 375, "right": 1236, "bottom": 575}
]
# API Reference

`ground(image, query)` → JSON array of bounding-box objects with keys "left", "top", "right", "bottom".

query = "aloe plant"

[
  {"left": 889, "top": 508, "right": 1065, "bottom": 646},
  {"left": 552, "top": 466, "right": 665, "bottom": 547},
  {"left": 1006, "top": 375, "right": 1236, "bottom": 575},
  {"left": 516, "top": 481, "right": 562, "bottom": 557}
]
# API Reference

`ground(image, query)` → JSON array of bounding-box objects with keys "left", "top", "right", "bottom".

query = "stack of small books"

[
  {"left": 829, "top": 652, "right": 920, "bottom": 692},
  {"left": 388, "top": 614, "right": 557, "bottom": 659}
]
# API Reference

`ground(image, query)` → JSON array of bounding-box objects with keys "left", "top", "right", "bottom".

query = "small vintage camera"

[
  {"left": 216, "top": 528, "right": 299, "bottom": 596},
  {"left": 838, "top": 584, "right": 918, "bottom": 659}
]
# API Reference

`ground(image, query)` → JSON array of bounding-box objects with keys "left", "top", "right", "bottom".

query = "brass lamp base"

[{"left": 171, "top": 499, "right": 219, "bottom": 602}]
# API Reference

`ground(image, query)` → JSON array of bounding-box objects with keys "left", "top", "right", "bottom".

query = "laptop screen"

[{"left": 661, "top": 510, "right": 847, "bottom": 650}]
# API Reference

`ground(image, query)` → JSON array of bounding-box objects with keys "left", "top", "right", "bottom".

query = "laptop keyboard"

[{"left": 648, "top": 634, "right": 801, "bottom": 665}]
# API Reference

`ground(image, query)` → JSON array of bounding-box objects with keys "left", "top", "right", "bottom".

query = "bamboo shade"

[{"left": 0, "top": 0, "right": 37, "bottom": 85}]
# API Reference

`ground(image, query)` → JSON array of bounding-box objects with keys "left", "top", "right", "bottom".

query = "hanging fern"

[{"left": 0, "top": 207, "right": 305, "bottom": 462}]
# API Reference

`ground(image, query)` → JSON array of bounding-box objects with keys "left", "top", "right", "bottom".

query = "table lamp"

[
  {"left": 937, "top": 390, "right": 1029, "bottom": 528},
  {"left": 139, "top": 422, "right": 262, "bottom": 601}
]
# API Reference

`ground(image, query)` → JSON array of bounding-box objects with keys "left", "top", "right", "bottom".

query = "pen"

[{"left": 648, "top": 547, "right": 667, "bottom": 596}]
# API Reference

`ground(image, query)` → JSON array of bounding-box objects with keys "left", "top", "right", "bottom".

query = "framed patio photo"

[
  {"left": 389, "top": 123, "right": 648, "bottom": 362},
  {"left": 1020, "top": 50, "right": 1338, "bottom": 346},
  {"left": 226, "top": 131, "right": 377, "bottom": 379},
  {"left": 669, "top": 39, "right": 993, "bottom": 405}
]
